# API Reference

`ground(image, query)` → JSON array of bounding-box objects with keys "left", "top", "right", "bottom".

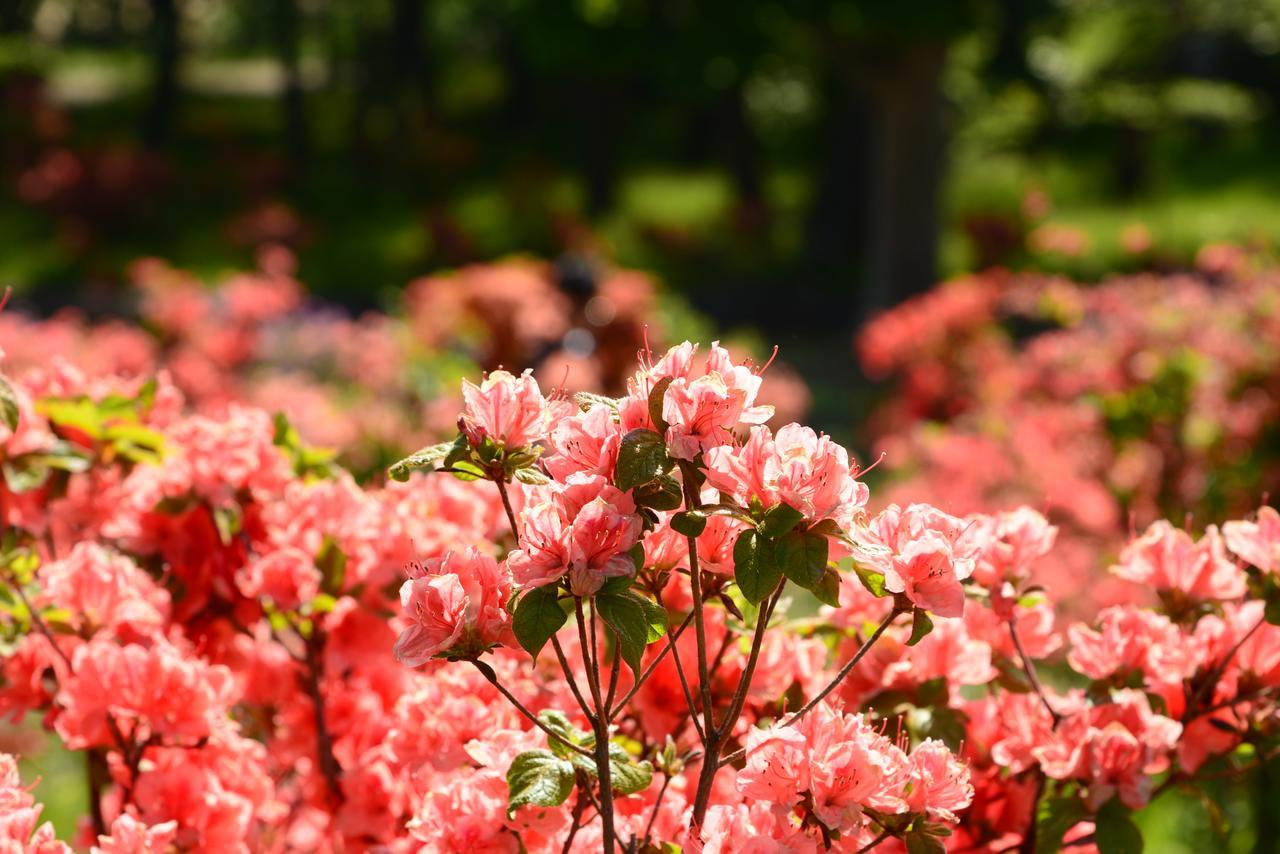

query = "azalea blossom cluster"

[
  {"left": 0, "top": 255, "right": 810, "bottom": 479},
  {"left": 857, "top": 257, "right": 1280, "bottom": 610},
  {"left": 1, "top": 318, "right": 1279, "bottom": 852}
]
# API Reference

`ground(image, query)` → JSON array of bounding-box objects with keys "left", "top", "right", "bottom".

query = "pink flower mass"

[{"left": 1, "top": 263, "right": 1279, "bottom": 854}]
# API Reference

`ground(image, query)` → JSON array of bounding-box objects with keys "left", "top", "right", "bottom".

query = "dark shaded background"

[{"left": 4, "top": 0, "right": 1280, "bottom": 333}]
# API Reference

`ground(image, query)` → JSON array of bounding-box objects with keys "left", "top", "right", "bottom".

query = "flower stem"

[{"left": 576, "top": 597, "right": 617, "bottom": 853}]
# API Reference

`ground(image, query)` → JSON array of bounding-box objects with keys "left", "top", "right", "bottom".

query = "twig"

[
  {"left": 719, "top": 605, "right": 903, "bottom": 768},
  {"left": 302, "top": 629, "right": 345, "bottom": 805},
  {"left": 1009, "top": 618, "right": 1062, "bottom": 725},
  {"left": 576, "top": 598, "right": 617, "bottom": 853},
  {"left": 471, "top": 660, "right": 594, "bottom": 759},
  {"left": 609, "top": 610, "right": 694, "bottom": 719}
]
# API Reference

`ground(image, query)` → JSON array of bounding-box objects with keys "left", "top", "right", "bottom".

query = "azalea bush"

[
  {"left": 857, "top": 252, "right": 1280, "bottom": 609},
  {"left": 1, "top": 310, "right": 1279, "bottom": 852},
  {"left": 0, "top": 252, "right": 809, "bottom": 480}
]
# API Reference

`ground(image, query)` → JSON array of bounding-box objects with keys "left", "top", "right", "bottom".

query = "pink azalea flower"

[
  {"left": 235, "top": 546, "right": 321, "bottom": 611},
  {"left": 460, "top": 369, "right": 550, "bottom": 450},
  {"left": 56, "top": 639, "right": 237, "bottom": 750},
  {"left": 394, "top": 547, "right": 513, "bottom": 665},
  {"left": 1222, "top": 505, "right": 1280, "bottom": 573},
  {"left": 858, "top": 504, "right": 975, "bottom": 617},
  {"left": 704, "top": 423, "right": 868, "bottom": 529},
  {"left": 507, "top": 473, "right": 641, "bottom": 595},
  {"left": 1111, "top": 520, "right": 1245, "bottom": 601}
]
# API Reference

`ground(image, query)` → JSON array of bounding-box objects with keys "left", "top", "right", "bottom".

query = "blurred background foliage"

[
  {"left": 6, "top": 2, "right": 1280, "bottom": 849},
  {"left": 4, "top": 0, "right": 1280, "bottom": 328}
]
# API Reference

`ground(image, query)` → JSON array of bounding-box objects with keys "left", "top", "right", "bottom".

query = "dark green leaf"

[
  {"left": 0, "top": 374, "right": 19, "bottom": 432},
  {"left": 671, "top": 510, "right": 707, "bottom": 538},
  {"left": 733, "top": 529, "right": 781, "bottom": 605},
  {"left": 1035, "top": 797, "right": 1088, "bottom": 854},
  {"left": 854, "top": 564, "right": 890, "bottom": 598},
  {"left": 631, "top": 593, "right": 668, "bottom": 642},
  {"left": 628, "top": 542, "right": 646, "bottom": 572},
  {"left": 507, "top": 749, "right": 575, "bottom": 813},
  {"left": 513, "top": 587, "right": 568, "bottom": 659},
  {"left": 811, "top": 565, "right": 842, "bottom": 607},
  {"left": 907, "top": 608, "right": 934, "bottom": 646},
  {"left": 647, "top": 377, "right": 674, "bottom": 434},
  {"left": 316, "top": 536, "right": 347, "bottom": 596},
  {"left": 776, "top": 530, "right": 828, "bottom": 588},
  {"left": 633, "top": 474, "right": 682, "bottom": 511},
  {"left": 616, "top": 429, "right": 673, "bottom": 492},
  {"left": 758, "top": 503, "right": 805, "bottom": 539},
  {"left": 1095, "top": 797, "right": 1143, "bottom": 854},
  {"left": 595, "top": 592, "right": 650, "bottom": 674},
  {"left": 905, "top": 828, "right": 947, "bottom": 854}
]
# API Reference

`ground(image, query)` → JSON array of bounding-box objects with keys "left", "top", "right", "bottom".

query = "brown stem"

[
  {"left": 1185, "top": 616, "right": 1267, "bottom": 722},
  {"left": 562, "top": 785, "right": 590, "bottom": 854},
  {"left": 856, "top": 827, "right": 892, "bottom": 853},
  {"left": 494, "top": 477, "right": 521, "bottom": 545},
  {"left": 86, "top": 748, "right": 108, "bottom": 837},
  {"left": 605, "top": 643, "right": 622, "bottom": 716},
  {"left": 668, "top": 631, "right": 708, "bottom": 744},
  {"left": 576, "top": 598, "right": 617, "bottom": 853},
  {"left": 677, "top": 461, "right": 716, "bottom": 747},
  {"left": 1009, "top": 617, "right": 1062, "bottom": 726},
  {"left": 302, "top": 630, "right": 345, "bottom": 806},
  {"left": 640, "top": 771, "right": 675, "bottom": 849},
  {"left": 713, "top": 583, "right": 784, "bottom": 742},
  {"left": 471, "top": 660, "right": 595, "bottom": 759},
  {"left": 609, "top": 610, "right": 694, "bottom": 719},
  {"left": 552, "top": 634, "right": 596, "bottom": 724},
  {"left": 718, "top": 605, "right": 904, "bottom": 768}
]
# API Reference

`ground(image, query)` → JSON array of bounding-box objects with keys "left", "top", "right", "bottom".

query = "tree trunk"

[
  {"left": 273, "top": 0, "right": 308, "bottom": 165},
  {"left": 143, "top": 0, "right": 181, "bottom": 147},
  {"left": 859, "top": 40, "right": 950, "bottom": 317}
]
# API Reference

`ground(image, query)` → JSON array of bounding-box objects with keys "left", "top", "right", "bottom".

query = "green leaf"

[
  {"left": 905, "top": 828, "right": 947, "bottom": 854},
  {"left": 539, "top": 710, "right": 594, "bottom": 759},
  {"left": 507, "top": 749, "right": 575, "bottom": 813},
  {"left": 607, "top": 743, "right": 654, "bottom": 795},
  {"left": 811, "top": 565, "right": 842, "bottom": 607},
  {"left": 0, "top": 374, "right": 19, "bottom": 432},
  {"left": 316, "top": 536, "right": 347, "bottom": 596},
  {"left": 574, "top": 392, "right": 620, "bottom": 412},
  {"left": 907, "top": 608, "right": 934, "bottom": 646},
  {"left": 213, "top": 504, "right": 242, "bottom": 546},
  {"left": 633, "top": 474, "right": 683, "bottom": 511},
  {"left": 632, "top": 593, "right": 668, "bottom": 643},
  {"left": 1035, "top": 797, "right": 1088, "bottom": 854},
  {"left": 671, "top": 510, "right": 707, "bottom": 538},
  {"left": 388, "top": 441, "right": 456, "bottom": 481},
  {"left": 776, "top": 530, "right": 828, "bottom": 588},
  {"left": 758, "top": 503, "right": 804, "bottom": 539},
  {"left": 854, "top": 564, "right": 890, "bottom": 598},
  {"left": 615, "top": 429, "right": 672, "bottom": 492},
  {"left": 647, "top": 376, "right": 674, "bottom": 434},
  {"left": 595, "top": 592, "right": 650, "bottom": 675},
  {"left": 733, "top": 529, "right": 781, "bottom": 605},
  {"left": 1264, "top": 584, "right": 1280, "bottom": 626},
  {"left": 515, "top": 467, "right": 551, "bottom": 485},
  {"left": 1095, "top": 797, "right": 1143, "bottom": 854},
  {"left": 512, "top": 586, "right": 568, "bottom": 659}
]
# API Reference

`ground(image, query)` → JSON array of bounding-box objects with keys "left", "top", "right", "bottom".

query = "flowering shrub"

[
  {"left": 1, "top": 290, "right": 1278, "bottom": 849},
  {"left": 857, "top": 258, "right": 1280, "bottom": 608},
  {"left": 0, "top": 254, "right": 810, "bottom": 480}
]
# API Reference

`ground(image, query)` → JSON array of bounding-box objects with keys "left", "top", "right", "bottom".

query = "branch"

[
  {"left": 719, "top": 605, "right": 903, "bottom": 768},
  {"left": 608, "top": 610, "right": 694, "bottom": 719},
  {"left": 471, "top": 659, "right": 595, "bottom": 759}
]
